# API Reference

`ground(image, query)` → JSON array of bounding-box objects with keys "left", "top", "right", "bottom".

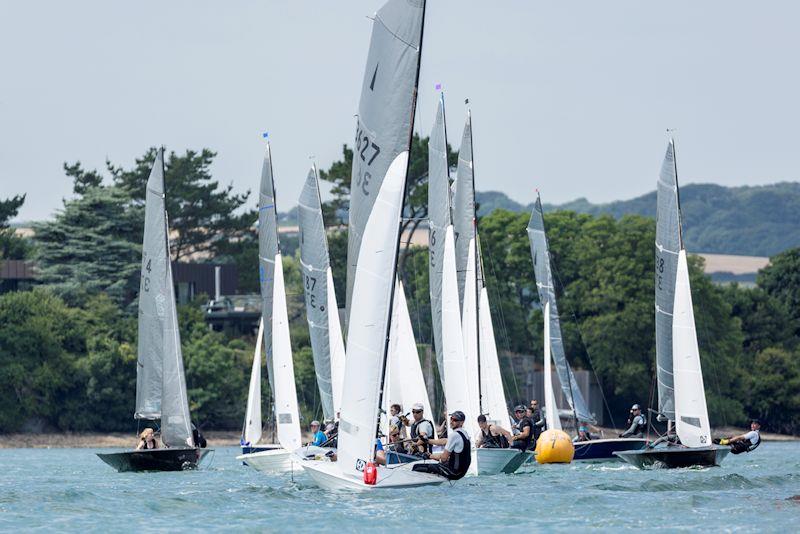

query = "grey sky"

[{"left": 2, "top": 1, "right": 799, "bottom": 222}]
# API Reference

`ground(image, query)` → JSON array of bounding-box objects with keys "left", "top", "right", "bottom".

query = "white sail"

[
  {"left": 478, "top": 287, "right": 510, "bottom": 432},
  {"left": 441, "top": 225, "right": 470, "bottom": 428},
  {"left": 326, "top": 266, "right": 346, "bottom": 416},
  {"left": 672, "top": 250, "right": 711, "bottom": 448},
  {"left": 543, "top": 302, "right": 561, "bottom": 431},
  {"left": 460, "top": 237, "right": 481, "bottom": 439},
  {"left": 272, "top": 254, "right": 302, "bottom": 451},
  {"left": 338, "top": 152, "right": 408, "bottom": 479},
  {"left": 243, "top": 319, "right": 264, "bottom": 445},
  {"left": 383, "top": 279, "right": 435, "bottom": 434}
]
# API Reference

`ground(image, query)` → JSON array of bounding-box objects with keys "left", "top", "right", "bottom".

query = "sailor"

[
  {"left": 308, "top": 420, "right": 327, "bottom": 447},
  {"left": 529, "top": 400, "right": 545, "bottom": 444},
  {"left": 412, "top": 411, "right": 472, "bottom": 480},
  {"left": 389, "top": 403, "right": 407, "bottom": 439},
  {"left": 573, "top": 424, "right": 593, "bottom": 442},
  {"left": 136, "top": 427, "right": 159, "bottom": 450},
  {"left": 191, "top": 423, "right": 207, "bottom": 448},
  {"left": 476, "top": 414, "right": 511, "bottom": 448},
  {"left": 509, "top": 405, "right": 534, "bottom": 451},
  {"left": 718, "top": 419, "right": 761, "bottom": 454},
  {"left": 620, "top": 404, "right": 647, "bottom": 438},
  {"left": 408, "top": 402, "right": 435, "bottom": 454}
]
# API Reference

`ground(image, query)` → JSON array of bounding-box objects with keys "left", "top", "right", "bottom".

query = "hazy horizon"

[{"left": 3, "top": 1, "right": 799, "bottom": 222}]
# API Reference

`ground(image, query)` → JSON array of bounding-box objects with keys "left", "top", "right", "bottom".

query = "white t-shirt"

[
  {"left": 743, "top": 430, "right": 760, "bottom": 445},
  {"left": 445, "top": 428, "right": 470, "bottom": 453}
]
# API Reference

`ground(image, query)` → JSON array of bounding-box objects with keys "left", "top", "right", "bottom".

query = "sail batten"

[{"left": 527, "top": 196, "right": 595, "bottom": 423}]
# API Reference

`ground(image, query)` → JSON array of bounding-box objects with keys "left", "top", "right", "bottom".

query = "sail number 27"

[{"left": 354, "top": 125, "right": 381, "bottom": 196}]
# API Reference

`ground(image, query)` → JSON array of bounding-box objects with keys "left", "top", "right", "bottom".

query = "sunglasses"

[{"left": 412, "top": 410, "right": 423, "bottom": 413}]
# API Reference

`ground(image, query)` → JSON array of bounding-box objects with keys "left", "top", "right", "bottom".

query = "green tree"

[
  {"left": 747, "top": 347, "right": 800, "bottom": 434},
  {"left": 33, "top": 169, "right": 141, "bottom": 307},
  {"left": 758, "top": 247, "right": 800, "bottom": 331},
  {"left": 0, "top": 194, "right": 30, "bottom": 260},
  {"left": 722, "top": 284, "right": 795, "bottom": 357},
  {"left": 110, "top": 147, "right": 252, "bottom": 261}
]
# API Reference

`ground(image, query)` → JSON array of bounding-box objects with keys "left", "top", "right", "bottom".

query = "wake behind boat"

[{"left": 96, "top": 148, "right": 211, "bottom": 473}]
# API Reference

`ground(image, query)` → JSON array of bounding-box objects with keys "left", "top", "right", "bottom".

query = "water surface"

[{"left": 1, "top": 443, "right": 798, "bottom": 531}]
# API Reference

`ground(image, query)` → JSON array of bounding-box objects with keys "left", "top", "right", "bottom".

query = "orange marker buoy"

[{"left": 535, "top": 429, "right": 575, "bottom": 464}]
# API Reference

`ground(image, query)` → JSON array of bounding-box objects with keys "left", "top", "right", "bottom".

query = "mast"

[{"left": 372, "top": 0, "right": 426, "bottom": 461}]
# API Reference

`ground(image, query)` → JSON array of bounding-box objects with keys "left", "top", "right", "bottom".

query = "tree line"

[{"left": 1, "top": 141, "right": 798, "bottom": 434}]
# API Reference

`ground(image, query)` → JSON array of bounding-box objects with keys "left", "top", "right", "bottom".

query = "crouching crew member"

[{"left": 412, "top": 411, "right": 472, "bottom": 480}]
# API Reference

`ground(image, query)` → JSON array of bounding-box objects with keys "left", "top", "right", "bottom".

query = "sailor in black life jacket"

[
  {"left": 476, "top": 414, "right": 512, "bottom": 448},
  {"left": 716, "top": 419, "right": 761, "bottom": 454},
  {"left": 407, "top": 402, "right": 435, "bottom": 455},
  {"left": 412, "top": 411, "right": 472, "bottom": 480},
  {"left": 620, "top": 404, "right": 647, "bottom": 438}
]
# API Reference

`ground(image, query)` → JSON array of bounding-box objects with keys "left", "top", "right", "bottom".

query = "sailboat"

[
  {"left": 450, "top": 107, "right": 527, "bottom": 475},
  {"left": 615, "top": 139, "right": 729, "bottom": 469},
  {"left": 527, "top": 194, "right": 647, "bottom": 460},
  {"left": 301, "top": 0, "right": 446, "bottom": 491},
  {"left": 237, "top": 144, "right": 303, "bottom": 474},
  {"left": 97, "top": 148, "right": 211, "bottom": 472},
  {"left": 298, "top": 165, "right": 346, "bottom": 426}
]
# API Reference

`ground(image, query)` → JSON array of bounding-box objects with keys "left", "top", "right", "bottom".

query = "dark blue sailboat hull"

[
  {"left": 615, "top": 445, "right": 729, "bottom": 469},
  {"left": 573, "top": 438, "right": 648, "bottom": 461},
  {"left": 97, "top": 448, "right": 211, "bottom": 472}
]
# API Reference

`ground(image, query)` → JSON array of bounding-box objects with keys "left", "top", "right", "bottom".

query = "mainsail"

[
  {"left": 527, "top": 195, "right": 595, "bottom": 423},
  {"left": 299, "top": 166, "right": 346, "bottom": 420},
  {"left": 345, "top": 0, "right": 425, "bottom": 322},
  {"left": 256, "top": 144, "right": 301, "bottom": 451},
  {"left": 427, "top": 94, "right": 450, "bottom": 386},
  {"left": 655, "top": 140, "right": 680, "bottom": 421},
  {"left": 672, "top": 250, "right": 711, "bottom": 447},
  {"left": 452, "top": 113, "right": 477, "bottom": 310},
  {"left": 134, "top": 148, "right": 192, "bottom": 447}
]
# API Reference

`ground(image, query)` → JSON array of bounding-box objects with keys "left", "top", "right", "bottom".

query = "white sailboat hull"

[
  {"left": 237, "top": 447, "right": 302, "bottom": 474},
  {"left": 476, "top": 448, "right": 526, "bottom": 475},
  {"left": 301, "top": 459, "right": 445, "bottom": 491}
]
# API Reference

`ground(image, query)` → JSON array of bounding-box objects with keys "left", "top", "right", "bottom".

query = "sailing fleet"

[{"left": 98, "top": 0, "right": 744, "bottom": 480}]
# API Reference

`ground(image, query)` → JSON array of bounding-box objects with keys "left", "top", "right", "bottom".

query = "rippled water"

[{"left": 1, "top": 442, "right": 799, "bottom": 531}]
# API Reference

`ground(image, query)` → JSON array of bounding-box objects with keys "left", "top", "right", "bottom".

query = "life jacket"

[
  {"left": 515, "top": 416, "right": 534, "bottom": 449},
  {"left": 481, "top": 426, "right": 509, "bottom": 448},
  {"left": 447, "top": 429, "right": 472, "bottom": 479},
  {"left": 731, "top": 431, "right": 761, "bottom": 455},
  {"left": 634, "top": 416, "right": 647, "bottom": 436},
  {"left": 410, "top": 418, "right": 433, "bottom": 440}
]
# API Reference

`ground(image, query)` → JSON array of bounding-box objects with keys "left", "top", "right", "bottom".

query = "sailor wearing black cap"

[
  {"left": 509, "top": 405, "right": 534, "bottom": 451},
  {"left": 411, "top": 410, "right": 472, "bottom": 480}
]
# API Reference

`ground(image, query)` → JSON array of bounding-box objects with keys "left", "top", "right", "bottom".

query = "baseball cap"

[
  {"left": 449, "top": 410, "right": 466, "bottom": 422},
  {"left": 514, "top": 405, "right": 526, "bottom": 412},
  {"left": 631, "top": 404, "right": 640, "bottom": 410},
  {"left": 310, "top": 420, "right": 320, "bottom": 427},
  {"left": 411, "top": 402, "right": 424, "bottom": 411}
]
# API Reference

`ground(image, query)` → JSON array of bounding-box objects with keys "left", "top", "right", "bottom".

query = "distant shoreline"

[{"left": 0, "top": 427, "right": 795, "bottom": 449}]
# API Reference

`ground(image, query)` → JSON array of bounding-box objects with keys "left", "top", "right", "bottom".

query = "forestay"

[
  {"left": 527, "top": 196, "right": 594, "bottom": 423},
  {"left": 428, "top": 94, "right": 450, "bottom": 387},
  {"left": 655, "top": 140, "right": 680, "bottom": 421},
  {"left": 345, "top": 0, "right": 425, "bottom": 322},
  {"left": 672, "top": 250, "right": 711, "bottom": 447},
  {"left": 299, "top": 166, "right": 346, "bottom": 420}
]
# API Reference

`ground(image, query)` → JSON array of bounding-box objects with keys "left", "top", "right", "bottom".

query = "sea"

[{"left": 1, "top": 443, "right": 798, "bottom": 532}]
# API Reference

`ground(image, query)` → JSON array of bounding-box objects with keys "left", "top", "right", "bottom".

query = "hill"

[{"left": 476, "top": 182, "right": 800, "bottom": 257}]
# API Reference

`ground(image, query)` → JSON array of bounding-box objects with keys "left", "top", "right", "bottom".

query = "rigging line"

[
  {"left": 694, "top": 286, "right": 728, "bottom": 427},
  {"left": 549, "top": 261, "right": 617, "bottom": 429}
]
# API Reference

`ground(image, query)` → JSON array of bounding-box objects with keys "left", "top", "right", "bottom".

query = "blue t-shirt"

[
  {"left": 375, "top": 439, "right": 384, "bottom": 451},
  {"left": 311, "top": 430, "right": 327, "bottom": 446}
]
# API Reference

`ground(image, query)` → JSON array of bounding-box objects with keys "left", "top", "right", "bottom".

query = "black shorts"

[{"left": 412, "top": 462, "right": 466, "bottom": 481}]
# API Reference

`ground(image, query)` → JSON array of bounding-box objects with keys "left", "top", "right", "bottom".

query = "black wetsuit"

[
  {"left": 480, "top": 426, "right": 509, "bottom": 449},
  {"left": 412, "top": 429, "right": 472, "bottom": 480},
  {"left": 512, "top": 416, "right": 534, "bottom": 451}
]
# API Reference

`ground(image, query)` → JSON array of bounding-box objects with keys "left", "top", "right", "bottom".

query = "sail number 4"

[{"left": 143, "top": 258, "right": 152, "bottom": 292}]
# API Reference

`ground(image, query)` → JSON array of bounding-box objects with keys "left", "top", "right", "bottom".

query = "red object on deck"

[{"left": 363, "top": 461, "right": 377, "bottom": 485}]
